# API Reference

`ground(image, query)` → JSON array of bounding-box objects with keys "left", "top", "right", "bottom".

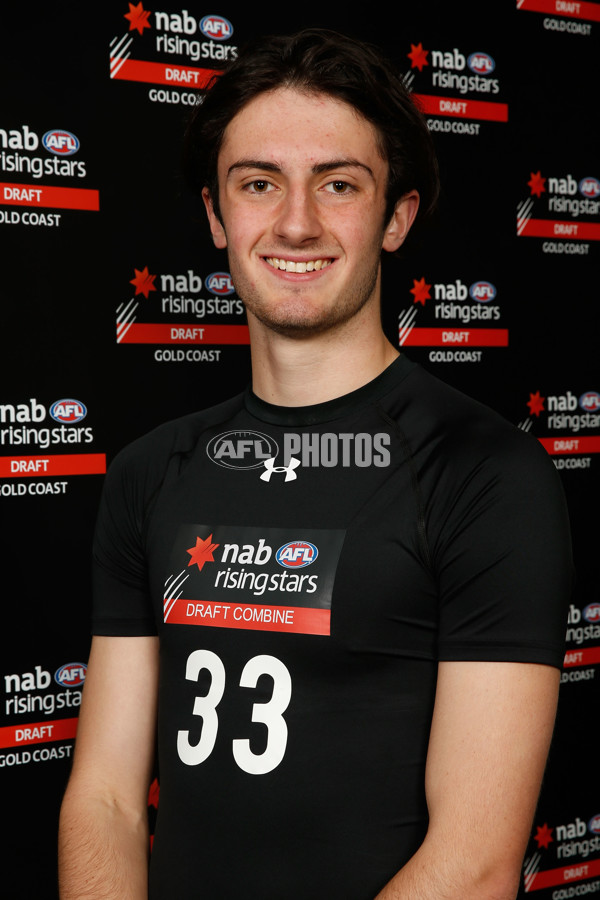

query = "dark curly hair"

[{"left": 183, "top": 28, "right": 439, "bottom": 240}]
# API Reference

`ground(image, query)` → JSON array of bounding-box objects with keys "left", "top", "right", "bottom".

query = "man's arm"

[
  {"left": 58, "top": 634, "right": 159, "bottom": 900},
  {"left": 375, "top": 660, "right": 560, "bottom": 900}
]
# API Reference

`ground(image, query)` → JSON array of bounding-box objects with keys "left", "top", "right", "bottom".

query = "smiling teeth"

[{"left": 266, "top": 258, "right": 332, "bottom": 272}]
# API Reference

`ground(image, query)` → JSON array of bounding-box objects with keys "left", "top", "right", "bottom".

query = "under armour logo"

[{"left": 260, "top": 457, "right": 301, "bottom": 482}]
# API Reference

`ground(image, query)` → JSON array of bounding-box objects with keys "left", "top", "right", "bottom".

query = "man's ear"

[
  {"left": 382, "top": 190, "right": 420, "bottom": 253},
  {"left": 202, "top": 187, "right": 228, "bottom": 249}
]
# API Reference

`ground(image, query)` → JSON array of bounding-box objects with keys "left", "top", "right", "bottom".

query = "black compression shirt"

[{"left": 92, "top": 355, "right": 572, "bottom": 899}]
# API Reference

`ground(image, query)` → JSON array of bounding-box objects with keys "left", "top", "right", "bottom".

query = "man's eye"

[
  {"left": 324, "top": 181, "right": 352, "bottom": 194},
  {"left": 247, "top": 180, "right": 273, "bottom": 193}
]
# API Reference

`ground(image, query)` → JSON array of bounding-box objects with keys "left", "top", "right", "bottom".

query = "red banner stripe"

[
  {"left": 166, "top": 598, "right": 330, "bottom": 636},
  {"left": 538, "top": 436, "right": 600, "bottom": 455},
  {"left": 1, "top": 182, "right": 99, "bottom": 211},
  {"left": 0, "top": 454, "right": 106, "bottom": 478},
  {"left": 0, "top": 717, "right": 78, "bottom": 749},
  {"left": 563, "top": 646, "right": 600, "bottom": 667},
  {"left": 118, "top": 323, "right": 250, "bottom": 344},
  {"left": 400, "top": 327, "right": 509, "bottom": 347},
  {"left": 413, "top": 93, "right": 509, "bottom": 122},
  {"left": 110, "top": 58, "right": 220, "bottom": 89},
  {"left": 517, "top": 0, "right": 600, "bottom": 21},
  {"left": 518, "top": 218, "right": 600, "bottom": 240},
  {"left": 525, "top": 856, "right": 600, "bottom": 892}
]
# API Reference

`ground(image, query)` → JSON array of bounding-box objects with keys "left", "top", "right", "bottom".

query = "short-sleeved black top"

[{"left": 92, "top": 356, "right": 572, "bottom": 899}]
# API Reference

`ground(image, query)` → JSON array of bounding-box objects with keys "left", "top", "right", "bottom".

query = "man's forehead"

[{"left": 218, "top": 87, "right": 384, "bottom": 167}]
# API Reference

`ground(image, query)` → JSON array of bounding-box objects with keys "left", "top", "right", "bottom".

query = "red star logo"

[
  {"left": 130, "top": 266, "right": 157, "bottom": 298},
  {"left": 187, "top": 534, "right": 220, "bottom": 572},
  {"left": 410, "top": 276, "right": 432, "bottom": 306},
  {"left": 147, "top": 778, "right": 160, "bottom": 809},
  {"left": 124, "top": 2, "right": 151, "bottom": 35},
  {"left": 528, "top": 171, "right": 546, "bottom": 198},
  {"left": 527, "top": 391, "right": 545, "bottom": 417},
  {"left": 534, "top": 823, "right": 554, "bottom": 849},
  {"left": 408, "top": 42, "right": 429, "bottom": 72}
]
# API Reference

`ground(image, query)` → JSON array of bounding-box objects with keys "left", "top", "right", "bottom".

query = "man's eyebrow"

[
  {"left": 312, "top": 159, "right": 374, "bottom": 179},
  {"left": 227, "top": 160, "right": 281, "bottom": 178},
  {"left": 227, "top": 159, "right": 375, "bottom": 179}
]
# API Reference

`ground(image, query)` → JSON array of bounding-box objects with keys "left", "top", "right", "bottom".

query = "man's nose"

[{"left": 273, "top": 187, "right": 322, "bottom": 244}]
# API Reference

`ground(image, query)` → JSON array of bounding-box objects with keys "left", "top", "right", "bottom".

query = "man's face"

[{"left": 203, "top": 87, "right": 417, "bottom": 338}]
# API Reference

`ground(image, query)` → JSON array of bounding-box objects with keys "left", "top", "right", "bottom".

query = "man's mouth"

[{"left": 264, "top": 257, "right": 333, "bottom": 273}]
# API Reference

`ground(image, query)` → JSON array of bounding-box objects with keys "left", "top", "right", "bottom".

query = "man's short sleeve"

[
  {"left": 91, "top": 443, "right": 157, "bottom": 636},
  {"left": 430, "top": 423, "right": 573, "bottom": 667}
]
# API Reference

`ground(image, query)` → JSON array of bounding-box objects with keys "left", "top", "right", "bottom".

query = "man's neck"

[{"left": 247, "top": 307, "right": 399, "bottom": 408}]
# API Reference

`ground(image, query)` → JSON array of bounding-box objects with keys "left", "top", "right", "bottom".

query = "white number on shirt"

[
  {"left": 177, "top": 650, "right": 292, "bottom": 774},
  {"left": 177, "top": 649, "right": 225, "bottom": 766}
]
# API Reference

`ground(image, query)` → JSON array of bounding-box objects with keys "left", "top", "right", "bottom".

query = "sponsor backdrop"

[{"left": 1, "top": 2, "right": 598, "bottom": 897}]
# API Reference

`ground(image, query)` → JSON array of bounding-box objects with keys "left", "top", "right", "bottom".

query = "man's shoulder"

[
  {"left": 108, "top": 391, "right": 246, "bottom": 481},
  {"left": 387, "top": 361, "right": 554, "bottom": 476}
]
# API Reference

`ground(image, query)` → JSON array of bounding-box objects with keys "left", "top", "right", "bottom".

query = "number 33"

[{"left": 177, "top": 650, "right": 292, "bottom": 775}]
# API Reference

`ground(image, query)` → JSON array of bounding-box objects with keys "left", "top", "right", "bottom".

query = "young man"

[{"left": 59, "top": 30, "right": 572, "bottom": 899}]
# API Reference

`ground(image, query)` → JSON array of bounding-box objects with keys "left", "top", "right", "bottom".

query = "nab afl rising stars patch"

[{"left": 164, "top": 524, "right": 346, "bottom": 636}]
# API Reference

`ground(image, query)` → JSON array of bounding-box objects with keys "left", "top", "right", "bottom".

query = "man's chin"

[
  {"left": 247, "top": 292, "right": 376, "bottom": 339},
  {"left": 252, "top": 313, "right": 332, "bottom": 339},
  {"left": 249, "top": 302, "right": 359, "bottom": 339}
]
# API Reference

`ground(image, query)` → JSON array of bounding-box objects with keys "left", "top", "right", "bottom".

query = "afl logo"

[
  {"left": 589, "top": 815, "right": 600, "bottom": 835},
  {"left": 207, "top": 430, "right": 279, "bottom": 469},
  {"left": 579, "top": 177, "right": 600, "bottom": 199},
  {"left": 200, "top": 14, "right": 233, "bottom": 40},
  {"left": 42, "top": 129, "right": 80, "bottom": 156},
  {"left": 276, "top": 540, "right": 318, "bottom": 569},
  {"left": 467, "top": 52, "right": 495, "bottom": 75},
  {"left": 206, "top": 272, "right": 235, "bottom": 296},
  {"left": 579, "top": 391, "right": 600, "bottom": 412},
  {"left": 54, "top": 662, "right": 87, "bottom": 687},
  {"left": 50, "top": 399, "right": 87, "bottom": 423},
  {"left": 469, "top": 281, "right": 496, "bottom": 303},
  {"left": 584, "top": 603, "right": 600, "bottom": 623}
]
